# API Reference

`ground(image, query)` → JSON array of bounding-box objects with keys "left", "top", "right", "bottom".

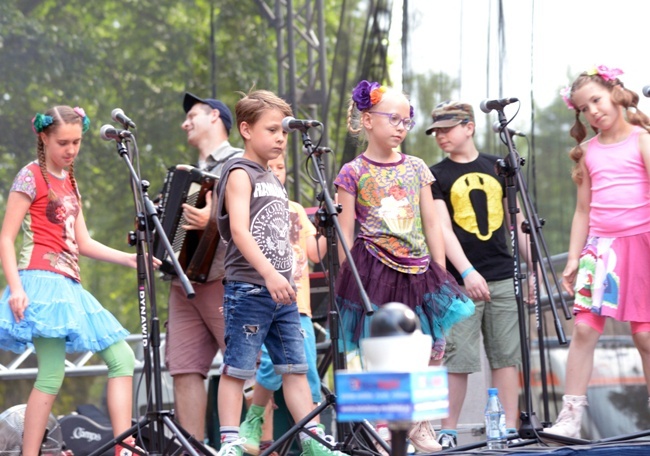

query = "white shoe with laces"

[
  {"left": 408, "top": 421, "right": 442, "bottom": 453},
  {"left": 544, "top": 395, "right": 588, "bottom": 439},
  {"left": 436, "top": 432, "right": 457, "bottom": 450},
  {"left": 217, "top": 438, "right": 247, "bottom": 456}
]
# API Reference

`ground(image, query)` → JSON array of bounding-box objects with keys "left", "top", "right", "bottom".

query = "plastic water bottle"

[{"left": 485, "top": 387, "right": 507, "bottom": 449}]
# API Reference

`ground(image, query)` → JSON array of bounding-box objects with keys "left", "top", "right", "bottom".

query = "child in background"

[
  {"left": 0, "top": 106, "right": 149, "bottom": 456},
  {"left": 334, "top": 80, "right": 475, "bottom": 453},
  {"left": 545, "top": 65, "right": 650, "bottom": 438},
  {"left": 239, "top": 151, "right": 327, "bottom": 455},
  {"left": 215, "top": 90, "right": 345, "bottom": 456}
]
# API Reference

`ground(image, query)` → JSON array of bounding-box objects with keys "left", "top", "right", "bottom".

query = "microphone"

[
  {"left": 111, "top": 108, "right": 137, "bottom": 129},
  {"left": 281, "top": 116, "right": 322, "bottom": 132},
  {"left": 492, "top": 121, "right": 526, "bottom": 137},
  {"left": 479, "top": 97, "right": 519, "bottom": 113},
  {"left": 100, "top": 124, "right": 133, "bottom": 142},
  {"left": 643, "top": 86, "right": 650, "bottom": 98}
]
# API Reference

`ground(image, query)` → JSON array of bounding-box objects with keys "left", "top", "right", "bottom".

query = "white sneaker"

[
  {"left": 436, "top": 432, "right": 457, "bottom": 450},
  {"left": 217, "top": 438, "right": 247, "bottom": 456},
  {"left": 408, "top": 421, "right": 442, "bottom": 453},
  {"left": 544, "top": 395, "right": 588, "bottom": 439}
]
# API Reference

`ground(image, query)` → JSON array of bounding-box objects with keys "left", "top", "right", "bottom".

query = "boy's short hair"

[
  {"left": 425, "top": 101, "right": 475, "bottom": 135},
  {"left": 235, "top": 90, "right": 293, "bottom": 134}
]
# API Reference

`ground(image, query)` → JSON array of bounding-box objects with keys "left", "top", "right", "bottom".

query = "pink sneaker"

[{"left": 408, "top": 421, "right": 442, "bottom": 453}]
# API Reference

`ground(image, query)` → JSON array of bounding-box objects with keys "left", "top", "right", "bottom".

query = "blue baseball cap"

[{"left": 183, "top": 92, "right": 233, "bottom": 134}]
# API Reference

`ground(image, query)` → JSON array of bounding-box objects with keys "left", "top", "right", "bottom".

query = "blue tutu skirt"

[
  {"left": 335, "top": 240, "right": 475, "bottom": 358},
  {"left": 0, "top": 270, "right": 130, "bottom": 354}
]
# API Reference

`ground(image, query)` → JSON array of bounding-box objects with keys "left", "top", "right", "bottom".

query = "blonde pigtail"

[{"left": 347, "top": 101, "right": 362, "bottom": 135}]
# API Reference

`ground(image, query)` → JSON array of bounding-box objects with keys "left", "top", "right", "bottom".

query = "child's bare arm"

[{"left": 226, "top": 169, "right": 296, "bottom": 304}]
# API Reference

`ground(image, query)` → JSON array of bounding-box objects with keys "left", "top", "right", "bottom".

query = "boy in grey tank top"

[{"left": 215, "top": 90, "right": 345, "bottom": 456}]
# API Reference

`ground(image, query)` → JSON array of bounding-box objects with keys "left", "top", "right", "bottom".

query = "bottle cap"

[{"left": 488, "top": 387, "right": 498, "bottom": 395}]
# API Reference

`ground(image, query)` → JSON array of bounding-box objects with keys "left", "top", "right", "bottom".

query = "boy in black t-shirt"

[{"left": 427, "top": 101, "right": 529, "bottom": 449}]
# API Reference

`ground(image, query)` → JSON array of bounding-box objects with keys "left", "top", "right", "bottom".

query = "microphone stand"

[
  {"left": 487, "top": 110, "right": 582, "bottom": 447},
  {"left": 88, "top": 132, "right": 215, "bottom": 456},
  {"left": 261, "top": 129, "right": 386, "bottom": 456},
  {"left": 445, "top": 107, "right": 585, "bottom": 453}
]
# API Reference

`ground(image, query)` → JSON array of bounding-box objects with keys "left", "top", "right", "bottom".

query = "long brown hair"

[
  {"left": 36, "top": 106, "right": 82, "bottom": 200},
  {"left": 565, "top": 73, "right": 650, "bottom": 183}
]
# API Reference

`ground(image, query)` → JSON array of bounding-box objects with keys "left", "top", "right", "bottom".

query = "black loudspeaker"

[{"left": 59, "top": 413, "right": 114, "bottom": 456}]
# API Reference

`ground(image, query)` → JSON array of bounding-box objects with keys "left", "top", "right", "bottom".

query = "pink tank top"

[{"left": 585, "top": 127, "right": 650, "bottom": 237}]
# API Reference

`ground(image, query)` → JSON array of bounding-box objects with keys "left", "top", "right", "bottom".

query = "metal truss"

[{"left": 254, "top": 0, "right": 329, "bottom": 205}]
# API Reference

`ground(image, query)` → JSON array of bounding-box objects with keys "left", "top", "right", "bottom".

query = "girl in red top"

[{"left": 0, "top": 105, "right": 150, "bottom": 456}]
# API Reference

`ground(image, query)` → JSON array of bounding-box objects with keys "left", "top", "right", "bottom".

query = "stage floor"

[{"left": 435, "top": 434, "right": 650, "bottom": 455}]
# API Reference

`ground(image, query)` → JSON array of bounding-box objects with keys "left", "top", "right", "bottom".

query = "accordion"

[{"left": 154, "top": 164, "right": 220, "bottom": 282}]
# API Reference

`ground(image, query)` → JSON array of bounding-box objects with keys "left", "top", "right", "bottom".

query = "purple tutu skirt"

[{"left": 335, "top": 240, "right": 475, "bottom": 358}]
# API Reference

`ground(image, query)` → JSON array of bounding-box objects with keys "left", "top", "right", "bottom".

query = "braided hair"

[
  {"left": 565, "top": 73, "right": 650, "bottom": 183},
  {"left": 34, "top": 106, "right": 84, "bottom": 200}
]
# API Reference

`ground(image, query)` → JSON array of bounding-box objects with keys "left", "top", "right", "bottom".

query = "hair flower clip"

[
  {"left": 560, "top": 86, "right": 574, "bottom": 110},
  {"left": 352, "top": 80, "right": 416, "bottom": 120},
  {"left": 74, "top": 106, "right": 91, "bottom": 134},
  {"left": 587, "top": 65, "right": 624, "bottom": 82},
  {"left": 352, "top": 80, "right": 382, "bottom": 111},
  {"left": 31, "top": 113, "right": 54, "bottom": 134}
]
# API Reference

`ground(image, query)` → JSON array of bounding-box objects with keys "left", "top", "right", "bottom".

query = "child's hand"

[
  {"left": 463, "top": 269, "right": 490, "bottom": 302},
  {"left": 8, "top": 288, "right": 28, "bottom": 323},
  {"left": 265, "top": 272, "right": 296, "bottom": 304},
  {"left": 561, "top": 260, "right": 578, "bottom": 296}
]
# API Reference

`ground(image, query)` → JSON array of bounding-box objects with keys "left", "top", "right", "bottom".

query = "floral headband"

[
  {"left": 31, "top": 106, "right": 91, "bottom": 134},
  {"left": 560, "top": 65, "right": 624, "bottom": 110},
  {"left": 352, "top": 80, "right": 415, "bottom": 119}
]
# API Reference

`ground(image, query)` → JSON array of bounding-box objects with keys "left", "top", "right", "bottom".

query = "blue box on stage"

[{"left": 335, "top": 367, "right": 449, "bottom": 422}]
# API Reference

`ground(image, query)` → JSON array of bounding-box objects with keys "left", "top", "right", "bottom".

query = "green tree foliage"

[{"left": 0, "top": 0, "right": 362, "bottom": 414}]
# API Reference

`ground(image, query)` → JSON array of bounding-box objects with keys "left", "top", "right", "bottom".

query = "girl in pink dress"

[{"left": 546, "top": 66, "right": 650, "bottom": 438}]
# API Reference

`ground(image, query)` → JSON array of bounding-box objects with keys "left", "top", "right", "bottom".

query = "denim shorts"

[
  {"left": 222, "top": 281, "right": 308, "bottom": 380},
  {"left": 256, "top": 314, "right": 321, "bottom": 403}
]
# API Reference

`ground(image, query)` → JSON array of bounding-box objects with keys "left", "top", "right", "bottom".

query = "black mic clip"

[{"left": 313, "top": 146, "right": 333, "bottom": 156}]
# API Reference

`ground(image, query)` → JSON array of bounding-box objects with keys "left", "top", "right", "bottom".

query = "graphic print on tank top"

[
  {"left": 250, "top": 200, "right": 293, "bottom": 273},
  {"left": 450, "top": 172, "right": 503, "bottom": 241}
]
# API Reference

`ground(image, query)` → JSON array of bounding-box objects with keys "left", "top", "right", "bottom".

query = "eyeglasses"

[{"left": 368, "top": 111, "right": 415, "bottom": 131}]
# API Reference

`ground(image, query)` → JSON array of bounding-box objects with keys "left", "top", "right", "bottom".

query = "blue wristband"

[{"left": 461, "top": 266, "right": 475, "bottom": 279}]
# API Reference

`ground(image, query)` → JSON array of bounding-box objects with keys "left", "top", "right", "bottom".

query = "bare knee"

[
  {"left": 571, "top": 323, "right": 601, "bottom": 348},
  {"left": 633, "top": 332, "right": 650, "bottom": 357}
]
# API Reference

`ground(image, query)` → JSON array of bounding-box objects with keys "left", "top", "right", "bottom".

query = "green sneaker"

[
  {"left": 300, "top": 434, "right": 348, "bottom": 456},
  {"left": 240, "top": 404, "right": 265, "bottom": 455},
  {"left": 217, "top": 438, "right": 245, "bottom": 456}
]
